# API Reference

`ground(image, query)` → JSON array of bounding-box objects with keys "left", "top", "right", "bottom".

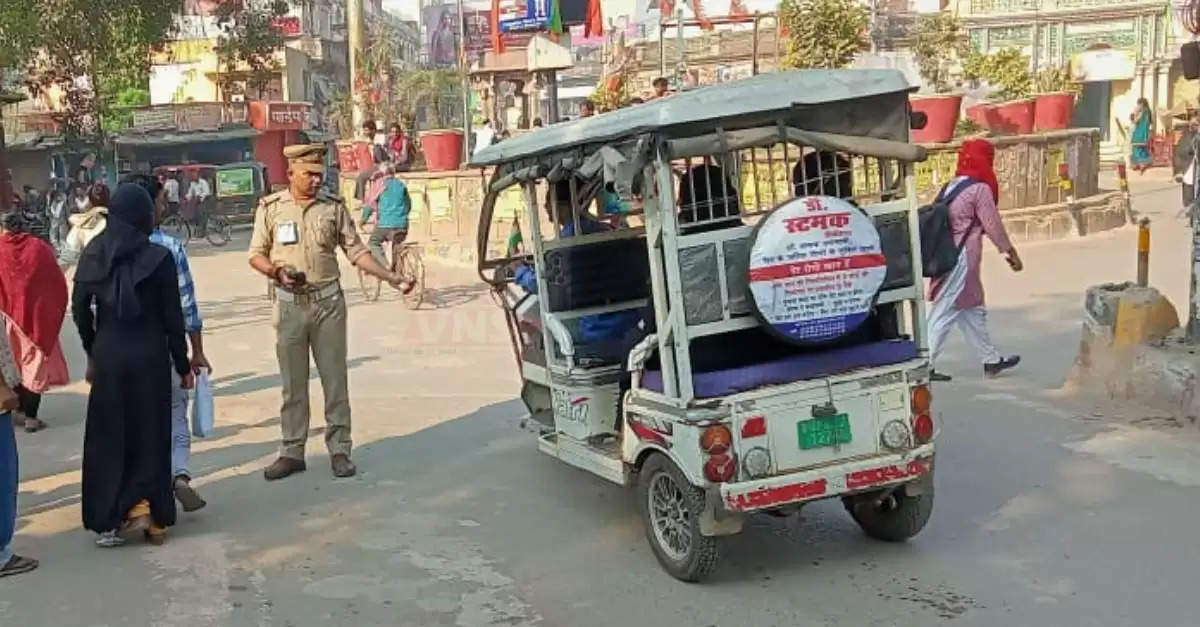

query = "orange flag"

[{"left": 584, "top": 0, "right": 604, "bottom": 38}]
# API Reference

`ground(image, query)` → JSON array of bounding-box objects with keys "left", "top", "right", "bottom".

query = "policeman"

[{"left": 248, "top": 144, "right": 404, "bottom": 480}]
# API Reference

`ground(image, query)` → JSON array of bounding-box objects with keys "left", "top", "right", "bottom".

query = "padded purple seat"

[{"left": 640, "top": 340, "right": 918, "bottom": 399}]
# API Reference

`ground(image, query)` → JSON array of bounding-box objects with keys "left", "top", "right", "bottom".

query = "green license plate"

[{"left": 797, "top": 413, "right": 852, "bottom": 450}]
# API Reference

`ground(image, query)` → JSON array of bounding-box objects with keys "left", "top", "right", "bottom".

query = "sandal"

[
  {"left": 23, "top": 418, "right": 46, "bottom": 433},
  {"left": 145, "top": 524, "right": 167, "bottom": 546},
  {"left": 0, "top": 554, "right": 39, "bottom": 578}
]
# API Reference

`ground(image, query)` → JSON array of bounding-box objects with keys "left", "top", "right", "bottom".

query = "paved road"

[{"left": 2, "top": 176, "right": 1198, "bottom": 626}]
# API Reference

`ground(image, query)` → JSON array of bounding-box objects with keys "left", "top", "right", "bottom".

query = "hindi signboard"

[{"left": 747, "top": 196, "right": 887, "bottom": 344}]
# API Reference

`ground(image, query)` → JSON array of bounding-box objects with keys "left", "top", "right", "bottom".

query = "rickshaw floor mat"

[{"left": 640, "top": 340, "right": 918, "bottom": 399}]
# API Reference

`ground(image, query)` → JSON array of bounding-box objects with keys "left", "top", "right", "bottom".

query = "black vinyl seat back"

[{"left": 542, "top": 236, "right": 651, "bottom": 312}]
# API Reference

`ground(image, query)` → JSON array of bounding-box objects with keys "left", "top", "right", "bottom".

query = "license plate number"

[{"left": 797, "top": 413, "right": 852, "bottom": 449}]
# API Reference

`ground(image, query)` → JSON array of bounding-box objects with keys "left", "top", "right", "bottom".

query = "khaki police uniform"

[{"left": 248, "top": 144, "right": 370, "bottom": 461}]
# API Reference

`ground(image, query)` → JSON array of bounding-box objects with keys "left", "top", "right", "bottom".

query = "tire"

[
  {"left": 161, "top": 215, "right": 190, "bottom": 246},
  {"left": 358, "top": 268, "right": 381, "bottom": 302},
  {"left": 843, "top": 484, "right": 934, "bottom": 542},
  {"left": 400, "top": 247, "right": 425, "bottom": 310},
  {"left": 205, "top": 216, "right": 231, "bottom": 247},
  {"left": 637, "top": 453, "right": 719, "bottom": 582}
]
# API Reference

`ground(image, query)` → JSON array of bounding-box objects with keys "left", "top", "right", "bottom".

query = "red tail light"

[
  {"left": 703, "top": 453, "right": 737, "bottom": 482},
  {"left": 913, "top": 413, "right": 934, "bottom": 443},
  {"left": 741, "top": 415, "right": 766, "bottom": 438},
  {"left": 700, "top": 425, "right": 732, "bottom": 455}
]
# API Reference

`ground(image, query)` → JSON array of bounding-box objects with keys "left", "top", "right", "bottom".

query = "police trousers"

[{"left": 273, "top": 290, "right": 352, "bottom": 460}]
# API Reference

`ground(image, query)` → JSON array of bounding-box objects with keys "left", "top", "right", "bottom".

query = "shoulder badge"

[{"left": 260, "top": 190, "right": 288, "bottom": 207}]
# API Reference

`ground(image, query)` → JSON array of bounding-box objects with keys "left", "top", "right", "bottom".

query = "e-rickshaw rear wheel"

[
  {"left": 842, "top": 482, "right": 934, "bottom": 542},
  {"left": 637, "top": 453, "right": 718, "bottom": 582}
]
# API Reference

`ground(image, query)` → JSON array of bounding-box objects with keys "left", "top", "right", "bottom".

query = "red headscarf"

[{"left": 955, "top": 138, "right": 999, "bottom": 203}]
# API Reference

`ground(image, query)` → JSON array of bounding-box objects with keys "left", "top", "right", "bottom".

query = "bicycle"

[
  {"left": 357, "top": 223, "right": 426, "bottom": 309},
  {"left": 160, "top": 204, "right": 231, "bottom": 247}
]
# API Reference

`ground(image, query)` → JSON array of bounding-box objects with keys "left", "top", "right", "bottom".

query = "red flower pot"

[
  {"left": 1034, "top": 92, "right": 1074, "bottom": 131},
  {"left": 989, "top": 99, "right": 1036, "bottom": 135},
  {"left": 336, "top": 141, "right": 361, "bottom": 173},
  {"left": 910, "top": 94, "right": 962, "bottom": 143},
  {"left": 966, "top": 103, "right": 995, "bottom": 128},
  {"left": 420, "top": 129, "right": 465, "bottom": 172}
]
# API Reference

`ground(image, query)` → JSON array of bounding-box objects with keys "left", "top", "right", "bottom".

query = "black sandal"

[
  {"left": 23, "top": 418, "right": 46, "bottom": 433},
  {"left": 0, "top": 554, "right": 39, "bottom": 578}
]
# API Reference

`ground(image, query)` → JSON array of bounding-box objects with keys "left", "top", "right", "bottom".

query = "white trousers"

[
  {"left": 171, "top": 371, "right": 191, "bottom": 479},
  {"left": 928, "top": 250, "right": 1001, "bottom": 367}
]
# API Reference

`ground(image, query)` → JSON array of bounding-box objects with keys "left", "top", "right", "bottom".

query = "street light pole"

[{"left": 348, "top": 0, "right": 366, "bottom": 130}]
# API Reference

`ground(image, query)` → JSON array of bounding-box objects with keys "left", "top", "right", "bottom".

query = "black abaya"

[
  {"left": 74, "top": 255, "right": 188, "bottom": 533},
  {"left": 72, "top": 184, "right": 189, "bottom": 534}
]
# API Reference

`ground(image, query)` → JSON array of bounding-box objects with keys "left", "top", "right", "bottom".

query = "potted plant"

[
  {"left": 910, "top": 14, "right": 968, "bottom": 143},
  {"left": 963, "top": 49, "right": 1036, "bottom": 135},
  {"left": 397, "top": 69, "right": 464, "bottom": 172},
  {"left": 1032, "top": 67, "right": 1079, "bottom": 132}
]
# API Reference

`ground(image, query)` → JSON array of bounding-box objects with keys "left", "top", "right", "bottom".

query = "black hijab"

[{"left": 74, "top": 183, "right": 168, "bottom": 320}]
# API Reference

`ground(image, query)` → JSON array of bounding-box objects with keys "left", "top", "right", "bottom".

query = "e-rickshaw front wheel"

[{"left": 637, "top": 453, "right": 718, "bottom": 582}]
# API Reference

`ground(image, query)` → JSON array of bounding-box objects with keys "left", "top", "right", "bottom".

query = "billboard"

[
  {"left": 424, "top": 4, "right": 461, "bottom": 67},
  {"left": 498, "top": 0, "right": 552, "bottom": 33}
]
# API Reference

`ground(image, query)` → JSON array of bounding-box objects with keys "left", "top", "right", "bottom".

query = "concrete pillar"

[{"left": 1157, "top": 63, "right": 1171, "bottom": 115}]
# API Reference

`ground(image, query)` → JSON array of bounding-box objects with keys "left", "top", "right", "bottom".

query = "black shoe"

[
  {"left": 930, "top": 370, "right": 952, "bottom": 382},
  {"left": 984, "top": 355, "right": 1020, "bottom": 378},
  {"left": 263, "top": 457, "right": 307, "bottom": 481},
  {"left": 331, "top": 454, "right": 357, "bottom": 478}
]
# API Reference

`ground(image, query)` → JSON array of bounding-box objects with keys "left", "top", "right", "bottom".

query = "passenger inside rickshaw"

[
  {"left": 512, "top": 178, "right": 648, "bottom": 365},
  {"left": 677, "top": 163, "right": 742, "bottom": 232},
  {"left": 794, "top": 151, "right": 854, "bottom": 200}
]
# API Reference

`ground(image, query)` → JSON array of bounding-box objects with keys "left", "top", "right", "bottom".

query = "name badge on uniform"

[{"left": 277, "top": 221, "right": 299, "bottom": 245}]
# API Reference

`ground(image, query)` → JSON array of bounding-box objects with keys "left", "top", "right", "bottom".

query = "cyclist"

[{"left": 361, "top": 168, "right": 414, "bottom": 293}]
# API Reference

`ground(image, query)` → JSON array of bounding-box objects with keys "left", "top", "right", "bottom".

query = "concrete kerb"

[{"left": 1065, "top": 282, "right": 1200, "bottom": 424}]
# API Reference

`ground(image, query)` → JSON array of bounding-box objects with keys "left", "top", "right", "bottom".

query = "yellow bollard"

[{"left": 1137, "top": 217, "right": 1150, "bottom": 287}]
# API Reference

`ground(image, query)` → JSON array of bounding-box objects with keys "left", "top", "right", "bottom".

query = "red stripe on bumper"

[
  {"left": 724, "top": 478, "right": 827, "bottom": 511},
  {"left": 845, "top": 459, "right": 931, "bottom": 491}
]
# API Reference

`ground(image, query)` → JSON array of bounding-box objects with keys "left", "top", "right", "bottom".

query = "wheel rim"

[
  {"left": 648, "top": 471, "right": 692, "bottom": 562},
  {"left": 402, "top": 254, "right": 424, "bottom": 309}
]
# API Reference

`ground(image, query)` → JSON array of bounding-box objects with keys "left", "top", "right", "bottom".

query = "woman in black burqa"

[{"left": 73, "top": 184, "right": 192, "bottom": 547}]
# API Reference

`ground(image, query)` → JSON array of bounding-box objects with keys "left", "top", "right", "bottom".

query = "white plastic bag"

[{"left": 191, "top": 368, "right": 214, "bottom": 438}]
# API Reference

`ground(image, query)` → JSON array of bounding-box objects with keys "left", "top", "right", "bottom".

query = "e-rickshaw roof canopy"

[{"left": 469, "top": 69, "right": 918, "bottom": 168}]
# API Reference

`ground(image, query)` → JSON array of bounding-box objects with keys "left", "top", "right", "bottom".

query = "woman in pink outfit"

[{"left": 927, "top": 139, "right": 1024, "bottom": 382}]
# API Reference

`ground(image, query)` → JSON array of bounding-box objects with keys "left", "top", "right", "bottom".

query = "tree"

[
  {"left": 963, "top": 48, "right": 1034, "bottom": 101},
  {"left": 778, "top": 0, "right": 868, "bottom": 70},
  {"left": 913, "top": 13, "right": 968, "bottom": 93},
  {"left": 214, "top": 0, "right": 291, "bottom": 100},
  {"left": 396, "top": 69, "right": 460, "bottom": 130},
  {"left": 0, "top": 0, "right": 182, "bottom": 140},
  {"left": 358, "top": 20, "right": 405, "bottom": 125}
]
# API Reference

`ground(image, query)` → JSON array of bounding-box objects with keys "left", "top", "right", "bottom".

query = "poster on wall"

[
  {"left": 424, "top": 3, "right": 461, "bottom": 67},
  {"left": 747, "top": 196, "right": 887, "bottom": 344}
]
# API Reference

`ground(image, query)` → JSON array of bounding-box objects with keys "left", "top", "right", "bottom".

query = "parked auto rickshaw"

[
  {"left": 473, "top": 70, "right": 936, "bottom": 581},
  {"left": 214, "top": 161, "right": 269, "bottom": 223}
]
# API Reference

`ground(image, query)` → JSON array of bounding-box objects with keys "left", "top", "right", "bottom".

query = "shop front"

[{"left": 248, "top": 101, "right": 314, "bottom": 188}]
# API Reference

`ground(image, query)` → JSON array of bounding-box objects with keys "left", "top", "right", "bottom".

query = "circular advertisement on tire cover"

[{"left": 747, "top": 195, "right": 887, "bottom": 345}]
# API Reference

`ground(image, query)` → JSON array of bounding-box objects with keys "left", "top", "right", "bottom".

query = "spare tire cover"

[{"left": 747, "top": 195, "right": 887, "bottom": 345}]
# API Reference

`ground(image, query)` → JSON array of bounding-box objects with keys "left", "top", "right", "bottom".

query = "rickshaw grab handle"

[{"left": 666, "top": 127, "right": 928, "bottom": 163}]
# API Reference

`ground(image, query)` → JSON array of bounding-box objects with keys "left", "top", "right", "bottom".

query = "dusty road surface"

[{"left": 2, "top": 176, "right": 1199, "bottom": 627}]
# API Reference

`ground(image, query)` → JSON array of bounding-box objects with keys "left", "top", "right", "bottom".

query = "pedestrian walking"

[
  {"left": 61, "top": 183, "right": 111, "bottom": 268},
  {"left": 0, "top": 317, "right": 37, "bottom": 578},
  {"left": 927, "top": 138, "right": 1023, "bottom": 382},
  {"left": 1129, "top": 98, "right": 1154, "bottom": 173},
  {"left": 248, "top": 144, "right": 405, "bottom": 481},
  {"left": 0, "top": 211, "right": 69, "bottom": 433},
  {"left": 73, "top": 183, "right": 192, "bottom": 547},
  {"left": 125, "top": 174, "right": 210, "bottom": 512},
  {"left": 48, "top": 189, "right": 69, "bottom": 251},
  {"left": 162, "top": 173, "right": 181, "bottom": 218},
  {"left": 185, "top": 171, "right": 211, "bottom": 237}
]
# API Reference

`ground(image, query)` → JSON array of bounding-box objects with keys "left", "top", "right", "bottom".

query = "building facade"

[{"left": 955, "top": 0, "right": 1179, "bottom": 153}]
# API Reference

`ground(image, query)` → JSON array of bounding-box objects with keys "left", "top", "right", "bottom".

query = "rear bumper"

[{"left": 720, "top": 445, "right": 935, "bottom": 513}]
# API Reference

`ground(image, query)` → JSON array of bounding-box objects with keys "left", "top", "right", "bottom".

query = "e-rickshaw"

[{"left": 473, "top": 70, "right": 936, "bottom": 581}]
